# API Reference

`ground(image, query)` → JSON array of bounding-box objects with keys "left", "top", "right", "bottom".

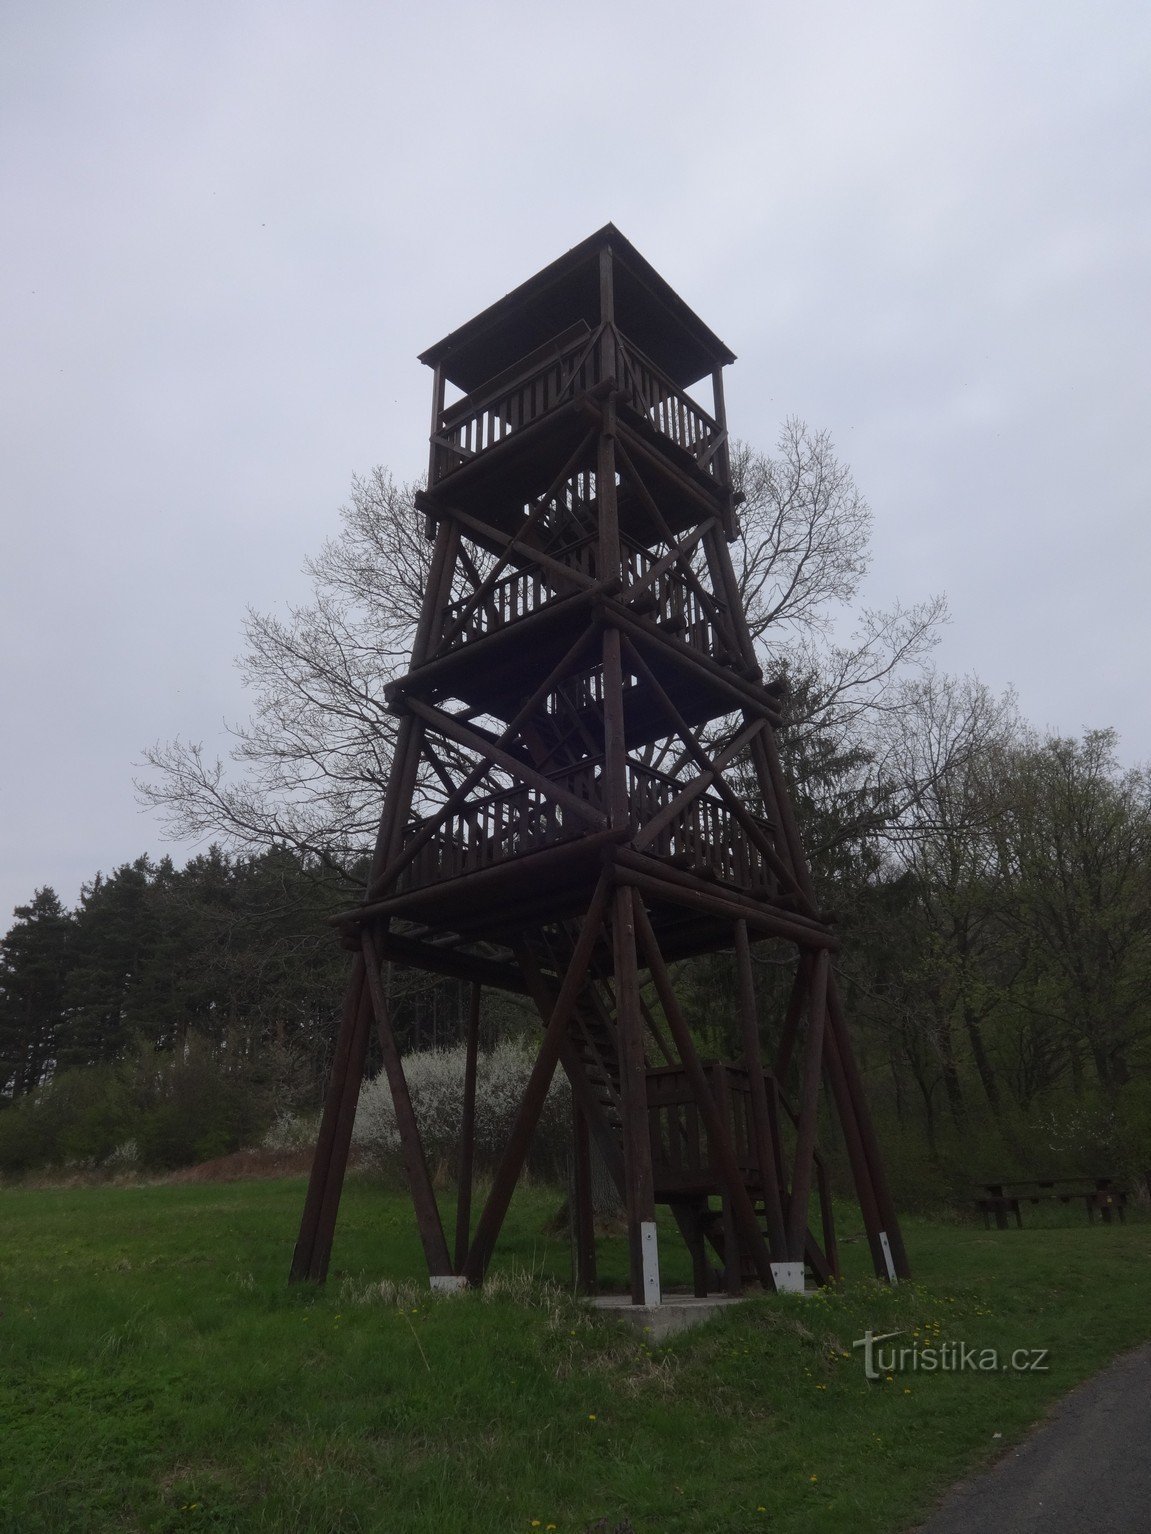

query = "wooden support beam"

[
  {"left": 814, "top": 1153, "right": 840, "bottom": 1281},
  {"left": 758, "top": 726, "right": 819, "bottom": 907},
  {"left": 613, "top": 884, "right": 658, "bottom": 1303},
  {"left": 735, "top": 920, "right": 787, "bottom": 1258},
  {"left": 366, "top": 930, "right": 527, "bottom": 994},
  {"left": 712, "top": 1063, "right": 744, "bottom": 1295},
  {"left": 361, "top": 932, "right": 452, "bottom": 1276},
  {"left": 368, "top": 624, "right": 599, "bottom": 898},
  {"left": 786, "top": 949, "right": 828, "bottom": 1262},
  {"left": 619, "top": 637, "right": 777, "bottom": 857},
  {"left": 601, "top": 627, "right": 629, "bottom": 830},
  {"left": 429, "top": 428, "right": 599, "bottom": 649},
  {"left": 623, "top": 520, "right": 717, "bottom": 610},
  {"left": 365, "top": 713, "right": 427, "bottom": 892},
  {"left": 462, "top": 873, "right": 613, "bottom": 1285},
  {"left": 438, "top": 505, "right": 615, "bottom": 602},
  {"left": 290, "top": 955, "right": 372, "bottom": 1283},
  {"left": 405, "top": 696, "right": 609, "bottom": 830},
  {"left": 774, "top": 960, "right": 812, "bottom": 1082},
  {"left": 392, "top": 584, "right": 601, "bottom": 704},
  {"left": 339, "top": 827, "right": 626, "bottom": 932},
  {"left": 630, "top": 891, "right": 777, "bottom": 1291},
  {"left": 572, "top": 1101, "right": 597, "bottom": 1294},
  {"left": 608, "top": 607, "right": 783, "bottom": 724},
  {"left": 613, "top": 855, "right": 838, "bottom": 950},
  {"left": 613, "top": 435, "right": 737, "bottom": 648},
  {"left": 669, "top": 1200, "right": 711, "bottom": 1297},
  {"left": 699, "top": 521, "right": 762, "bottom": 673},
  {"left": 514, "top": 945, "right": 627, "bottom": 1196},
  {"left": 826, "top": 974, "right": 911, "bottom": 1280},
  {"left": 821, "top": 1019, "right": 888, "bottom": 1281},
  {"left": 454, "top": 982, "right": 482, "bottom": 1271},
  {"left": 638, "top": 992, "right": 676, "bottom": 1067}
]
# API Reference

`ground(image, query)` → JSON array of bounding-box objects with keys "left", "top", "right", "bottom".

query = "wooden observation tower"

[{"left": 291, "top": 226, "right": 909, "bottom": 1301}]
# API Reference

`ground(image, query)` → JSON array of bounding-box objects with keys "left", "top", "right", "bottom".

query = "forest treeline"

[{"left": 3, "top": 721, "right": 1149, "bottom": 1194}]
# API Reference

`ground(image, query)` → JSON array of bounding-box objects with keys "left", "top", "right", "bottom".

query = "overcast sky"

[{"left": 2, "top": 0, "right": 1149, "bottom": 923}]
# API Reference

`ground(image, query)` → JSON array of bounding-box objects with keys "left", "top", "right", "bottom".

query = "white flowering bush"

[
  {"left": 352, "top": 1040, "right": 571, "bottom": 1181},
  {"left": 261, "top": 1111, "right": 320, "bottom": 1152},
  {"left": 104, "top": 1139, "right": 139, "bottom": 1172}
]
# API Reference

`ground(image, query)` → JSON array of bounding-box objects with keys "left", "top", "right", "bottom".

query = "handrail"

[
  {"left": 430, "top": 323, "right": 726, "bottom": 485},
  {"left": 399, "top": 759, "right": 776, "bottom": 896},
  {"left": 440, "top": 320, "right": 595, "bottom": 430}
]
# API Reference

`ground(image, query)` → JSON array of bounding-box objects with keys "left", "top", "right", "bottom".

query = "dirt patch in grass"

[{"left": 164, "top": 1147, "right": 319, "bottom": 1183}]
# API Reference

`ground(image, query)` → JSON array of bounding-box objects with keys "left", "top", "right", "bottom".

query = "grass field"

[{"left": 1, "top": 1174, "right": 1148, "bottom": 1533}]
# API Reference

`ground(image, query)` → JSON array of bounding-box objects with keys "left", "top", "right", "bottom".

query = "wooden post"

[
  {"left": 825, "top": 975, "right": 911, "bottom": 1279},
  {"left": 786, "top": 950, "right": 828, "bottom": 1262},
  {"left": 290, "top": 954, "right": 372, "bottom": 1283},
  {"left": 734, "top": 921, "right": 786, "bottom": 1258},
  {"left": 572, "top": 1101, "right": 597, "bottom": 1294},
  {"left": 631, "top": 892, "right": 777, "bottom": 1291},
  {"left": 713, "top": 1064, "right": 744, "bottom": 1296},
  {"left": 361, "top": 933, "right": 452, "bottom": 1277},
  {"left": 613, "top": 882, "right": 659, "bottom": 1304},
  {"left": 463, "top": 873, "right": 613, "bottom": 1286},
  {"left": 454, "top": 982, "right": 482, "bottom": 1271}
]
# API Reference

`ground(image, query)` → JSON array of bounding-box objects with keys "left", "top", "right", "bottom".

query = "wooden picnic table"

[{"left": 974, "top": 1176, "right": 1129, "bottom": 1229}]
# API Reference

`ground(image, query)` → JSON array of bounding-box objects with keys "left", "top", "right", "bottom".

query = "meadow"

[{"left": 2, "top": 1175, "right": 1149, "bottom": 1533}]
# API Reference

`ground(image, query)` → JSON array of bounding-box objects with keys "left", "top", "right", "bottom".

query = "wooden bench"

[{"left": 975, "top": 1177, "right": 1129, "bottom": 1229}]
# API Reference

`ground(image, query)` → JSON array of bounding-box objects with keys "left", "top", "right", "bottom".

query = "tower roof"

[{"left": 418, "top": 223, "right": 736, "bottom": 395}]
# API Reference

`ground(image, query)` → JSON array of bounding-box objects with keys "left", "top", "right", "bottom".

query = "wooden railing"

[
  {"left": 646, "top": 1063, "right": 761, "bottom": 1188},
  {"left": 642, "top": 790, "right": 774, "bottom": 894},
  {"left": 613, "top": 335, "right": 724, "bottom": 476},
  {"left": 431, "top": 325, "right": 604, "bottom": 482},
  {"left": 440, "top": 530, "right": 724, "bottom": 657},
  {"left": 402, "top": 763, "right": 603, "bottom": 890},
  {"left": 440, "top": 532, "right": 598, "bottom": 648},
  {"left": 430, "top": 323, "right": 726, "bottom": 485},
  {"left": 400, "top": 760, "right": 775, "bottom": 896}
]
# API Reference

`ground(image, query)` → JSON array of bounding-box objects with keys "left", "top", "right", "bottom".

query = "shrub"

[
  {"left": 261, "top": 1110, "right": 320, "bottom": 1152},
  {"left": 135, "top": 1039, "right": 265, "bottom": 1169},
  {"left": 353, "top": 1041, "right": 571, "bottom": 1182}
]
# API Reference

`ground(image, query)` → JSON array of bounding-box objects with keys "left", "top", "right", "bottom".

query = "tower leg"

[
  {"left": 454, "top": 983, "right": 481, "bottom": 1271},
  {"left": 360, "top": 933, "right": 453, "bottom": 1278},
  {"left": 632, "top": 892, "right": 777, "bottom": 1291},
  {"left": 290, "top": 955, "right": 372, "bottom": 1283},
  {"left": 462, "top": 874, "right": 612, "bottom": 1286},
  {"left": 572, "top": 1102, "right": 597, "bottom": 1294},
  {"left": 826, "top": 976, "right": 911, "bottom": 1279},
  {"left": 613, "top": 884, "right": 660, "bottom": 1305}
]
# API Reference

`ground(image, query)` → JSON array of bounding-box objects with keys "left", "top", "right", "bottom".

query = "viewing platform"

[
  {"left": 398, "top": 759, "right": 778, "bottom": 901},
  {"left": 429, "top": 321, "right": 726, "bottom": 492}
]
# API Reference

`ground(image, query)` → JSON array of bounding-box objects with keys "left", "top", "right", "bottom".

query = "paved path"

[{"left": 913, "top": 1343, "right": 1151, "bottom": 1532}]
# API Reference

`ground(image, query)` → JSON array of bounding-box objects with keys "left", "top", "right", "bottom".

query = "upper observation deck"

[{"left": 418, "top": 225, "right": 736, "bottom": 522}]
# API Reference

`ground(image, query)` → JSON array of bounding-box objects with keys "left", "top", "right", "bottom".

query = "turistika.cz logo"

[{"left": 852, "top": 1329, "right": 1050, "bottom": 1381}]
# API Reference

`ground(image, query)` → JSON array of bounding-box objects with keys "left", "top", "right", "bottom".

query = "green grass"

[{"left": 2, "top": 1176, "right": 1149, "bottom": 1533}]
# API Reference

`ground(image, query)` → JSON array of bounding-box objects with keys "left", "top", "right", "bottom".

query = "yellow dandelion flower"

[{"left": 587, "top": 1413, "right": 597, "bottom": 1421}]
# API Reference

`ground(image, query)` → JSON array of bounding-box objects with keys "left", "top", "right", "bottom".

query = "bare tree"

[
  {"left": 140, "top": 469, "right": 427, "bottom": 878},
  {"left": 139, "top": 428, "right": 950, "bottom": 874},
  {"left": 730, "top": 420, "right": 872, "bottom": 639}
]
